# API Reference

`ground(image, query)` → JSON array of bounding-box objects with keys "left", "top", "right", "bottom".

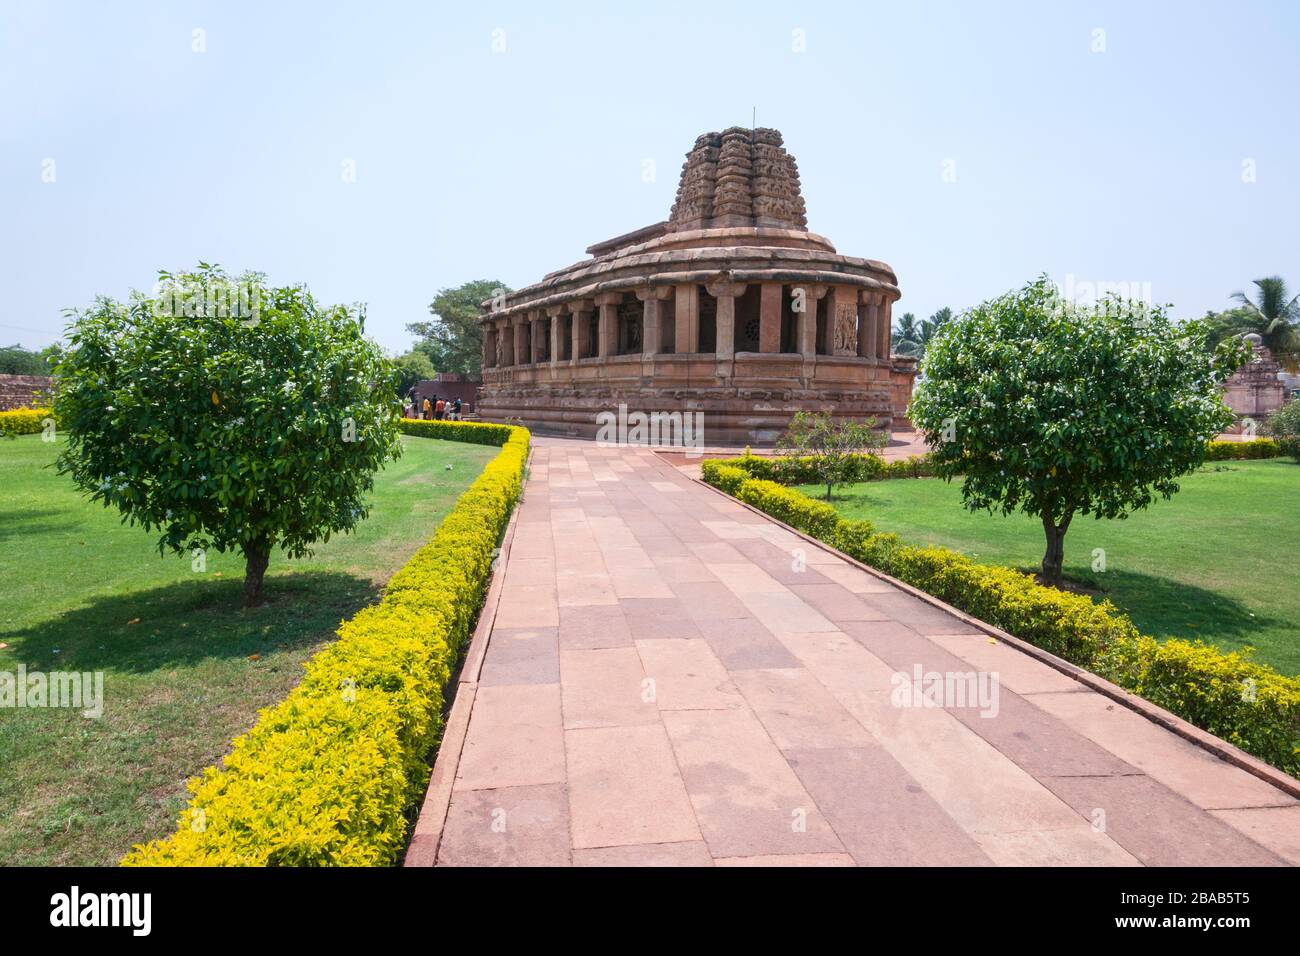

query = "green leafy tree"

[
  {"left": 54, "top": 264, "right": 402, "bottom": 607},
  {"left": 393, "top": 349, "right": 436, "bottom": 397},
  {"left": 1266, "top": 398, "right": 1300, "bottom": 462},
  {"left": 407, "top": 279, "right": 511, "bottom": 375},
  {"left": 776, "top": 410, "right": 888, "bottom": 500},
  {"left": 910, "top": 275, "right": 1250, "bottom": 585},
  {"left": 0, "top": 343, "right": 54, "bottom": 375}
]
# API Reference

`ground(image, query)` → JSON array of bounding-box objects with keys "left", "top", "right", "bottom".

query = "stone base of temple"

[{"left": 478, "top": 353, "right": 894, "bottom": 445}]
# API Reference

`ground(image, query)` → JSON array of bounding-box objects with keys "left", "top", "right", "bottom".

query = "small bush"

[
  {"left": 397, "top": 417, "right": 514, "bottom": 446},
  {"left": 0, "top": 407, "right": 53, "bottom": 438},
  {"left": 733, "top": 478, "right": 840, "bottom": 538},
  {"left": 1206, "top": 438, "right": 1280, "bottom": 461}
]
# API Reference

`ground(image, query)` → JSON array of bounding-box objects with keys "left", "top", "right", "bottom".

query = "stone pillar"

[
  {"left": 759, "top": 283, "right": 783, "bottom": 353},
  {"left": 859, "top": 291, "right": 880, "bottom": 361},
  {"left": 547, "top": 305, "right": 564, "bottom": 372},
  {"left": 634, "top": 286, "right": 670, "bottom": 358},
  {"left": 594, "top": 292, "right": 621, "bottom": 358},
  {"left": 706, "top": 280, "right": 747, "bottom": 367},
  {"left": 530, "top": 311, "right": 546, "bottom": 364},
  {"left": 674, "top": 283, "right": 700, "bottom": 354},
  {"left": 795, "top": 283, "right": 829, "bottom": 359},
  {"left": 500, "top": 318, "right": 514, "bottom": 366},
  {"left": 568, "top": 299, "right": 594, "bottom": 363},
  {"left": 483, "top": 326, "right": 496, "bottom": 369},
  {"left": 879, "top": 295, "right": 893, "bottom": 361},
  {"left": 513, "top": 315, "right": 527, "bottom": 367}
]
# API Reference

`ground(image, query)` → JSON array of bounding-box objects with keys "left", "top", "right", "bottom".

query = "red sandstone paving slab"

[
  {"left": 556, "top": 570, "right": 620, "bottom": 607},
  {"left": 437, "top": 784, "right": 571, "bottom": 867},
  {"left": 559, "top": 647, "right": 660, "bottom": 729},
  {"left": 787, "top": 582, "right": 891, "bottom": 622},
  {"left": 812, "top": 563, "right": 899, "bottom": 594},
  {"left": 610, "top": 566, "right": 675, "bottom": 600},
  {"left": 566, "top": 724, "right": 703, "bottom": 849},
  {"left": 686, "top": 540, "right": 747, "bottom": 563},
  {"left": 572, "top": 841, "right": 715, "bottom": 867},
  {"left": 492, "top": 584, "right": 560, "bottom": 629},
  {"left": 731, "top": 668, "right": 876, "bottom": 750},
  {"left": 597, "top": 545, "right": 655, "bottom": 570},
  {"left": 927, "top": 633, "right": 1086, "bottom": 696},
  {"left": 694, "top": 618, "right": 802, "bottom": 671},
  {"left": 701, "top": 519, "right": 767, "bottom": 540},
  {"left": 1209, "top": 807, "right": 1300, "bottom": 865},
  {"left": 668, "top": 580, "right": 752, "bottom": 620},
  {"left": 1041, "top": 775, "right": 1287, "bottom": 867},
  {"left": 456, "top": 683, "right": 565, "bottom": 791},
  {"left": 1030, "top": 690, "right": 1299, "bottom": 811},
  {"left": 784, "top": 746, "right": 993, "bottom": 866},
  {"left": 830, "top": 693, "right": 1139, "bottom": 865},
  {"left": 772, "top": 652, "right": 1137, "bottom": 864},
  {"left": 634, "top": 638, "right": 745, "bottom": 711},
  {"left": 857, "top": 591, "right": 982, "bottom": 635},
  {"left": 661, "top": 708, "right": 846, "bottom": 859},
  {"left": 479, "top": 627, "right": 560, "bottom": 686},
  {"left": 558, "top": 604, "right": 634, "bottom": 650},
  {"left": 947, "top": 689, "right": 1140, "bottom": 779},
  {"left": 501, "top": 558, "right": 557, "bottom": 589},
  {"left": 714, "top": 853, "right": 857, "bottom": 867},
  {"left": 705, "top": 561, "right": 788, "bottom": 594},
  {"left": 651, "top": 555, "right": 718, "bottom": 583},
  {"left": 727, "top": 537, "right": 832, "bottom": 585},
  {"left": 732, "top": 590, "right": 838, "bottom": 633},
  {"left": 619, "top": 596, "right": 704, "bottom": 641}
]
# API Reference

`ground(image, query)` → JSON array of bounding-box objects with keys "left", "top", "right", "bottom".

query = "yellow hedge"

[
  {"left": 0, "top": 407, "right": 54, "bottom": 437},
  {"left": 704, "top": 466, "right": 1300, "bottom": 776},
  {"left": 122, "top": 425, "right": 530, "bottom": 865}
]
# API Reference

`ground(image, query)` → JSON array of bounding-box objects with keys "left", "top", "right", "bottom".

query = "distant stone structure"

[
  {"left": 476, "top": 127, "right": 909, "bottom": 444},
  {"left": 1222, "top": 335, "right": 1287, "bottom": 432},
  {"left": 410, "top": 373, "right": 480, "bottom": 414},
  {"left": 0, "top": 374, "right": 53, "bottom": 411}
]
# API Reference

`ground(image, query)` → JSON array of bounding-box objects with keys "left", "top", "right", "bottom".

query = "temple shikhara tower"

[{"left": 476, "top": 127, "right": 910, "bottom": 444}]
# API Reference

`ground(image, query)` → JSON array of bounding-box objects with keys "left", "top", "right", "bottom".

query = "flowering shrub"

[{"left": 0, "top": 407, "right": 53, "bottom": 437}]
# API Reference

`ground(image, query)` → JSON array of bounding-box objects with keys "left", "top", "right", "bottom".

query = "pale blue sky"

[{"left": 3, "top": 0, "right": 1297, "bottom": 355}]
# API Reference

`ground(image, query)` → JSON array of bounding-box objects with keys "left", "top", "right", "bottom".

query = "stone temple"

[{"left": 476, "top": 127, "right": 910, "bottom": 444}]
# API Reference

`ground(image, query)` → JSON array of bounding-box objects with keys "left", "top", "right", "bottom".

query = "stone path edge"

[
  {"left": 680, "top": 460, "right": 1300, "bottom": 801},
  {"left": 403, "top": 446, "right": 534, "bottom": 867}
]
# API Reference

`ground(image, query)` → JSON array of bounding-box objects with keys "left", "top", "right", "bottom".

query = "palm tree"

[
  {"left": 1227, "top": 276, "right": 1300, "bottom": 368},
  {"left": 892, "top": 312, "right": 923, "bottom": 357},
  {"left": 893, "top": 307, "right": 953, "bottom": 359}
]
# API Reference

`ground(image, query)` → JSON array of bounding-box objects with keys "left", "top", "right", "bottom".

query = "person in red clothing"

[{"left": 434, "top": 398, "right": 446, "bottom": 420}]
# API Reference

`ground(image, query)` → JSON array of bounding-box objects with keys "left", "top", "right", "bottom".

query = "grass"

[
  {"left": 800, "top": 460, "right": 1300, "bottom": 676},
  {"left": 0, "top": 432, "right": 497, "bottom": 866}
]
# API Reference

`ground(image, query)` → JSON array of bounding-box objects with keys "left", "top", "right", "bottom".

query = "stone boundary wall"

[{"left": 0, "top": 374, "right": 53, "bottom": 411}]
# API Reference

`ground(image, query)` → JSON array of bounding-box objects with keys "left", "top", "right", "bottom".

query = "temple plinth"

[{"left": 476, "top": 127, "right": 907, "bottom": 444}]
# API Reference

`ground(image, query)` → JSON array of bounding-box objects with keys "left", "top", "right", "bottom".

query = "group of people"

[{"left": 405, "top": 391, "right": 464, "bottom": 421}]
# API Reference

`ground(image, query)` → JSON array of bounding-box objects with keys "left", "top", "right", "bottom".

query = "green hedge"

[
  {"left": 123, "top": 424, "right": 531, "bottom": 865},
  {"left": 0, "top": 407, "right": 53, "bottom": 437},
  {"left": 702, "top": 467, "right": 1300, "bottom": 777},
  {"left": 1206, "top": 438, "right": 1280, "bottom": 460},
  {"left": 397, "top": 417, "right": 514, "bottom": 447},
  {"left": 702, "top": 450, "right": 936, "bottom": 485}
]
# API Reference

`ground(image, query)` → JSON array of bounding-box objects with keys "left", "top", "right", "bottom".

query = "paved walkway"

[{"left": 423, "top": 439, "right": 1299, "bottom": 867}]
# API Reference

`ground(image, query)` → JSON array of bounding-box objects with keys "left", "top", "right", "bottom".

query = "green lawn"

[
  {"left": 800, "top": 460, "right": 1300, "bottom": 675},
  {"left": 0, "top": 432, "right": 496, "bottom": 866}
]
